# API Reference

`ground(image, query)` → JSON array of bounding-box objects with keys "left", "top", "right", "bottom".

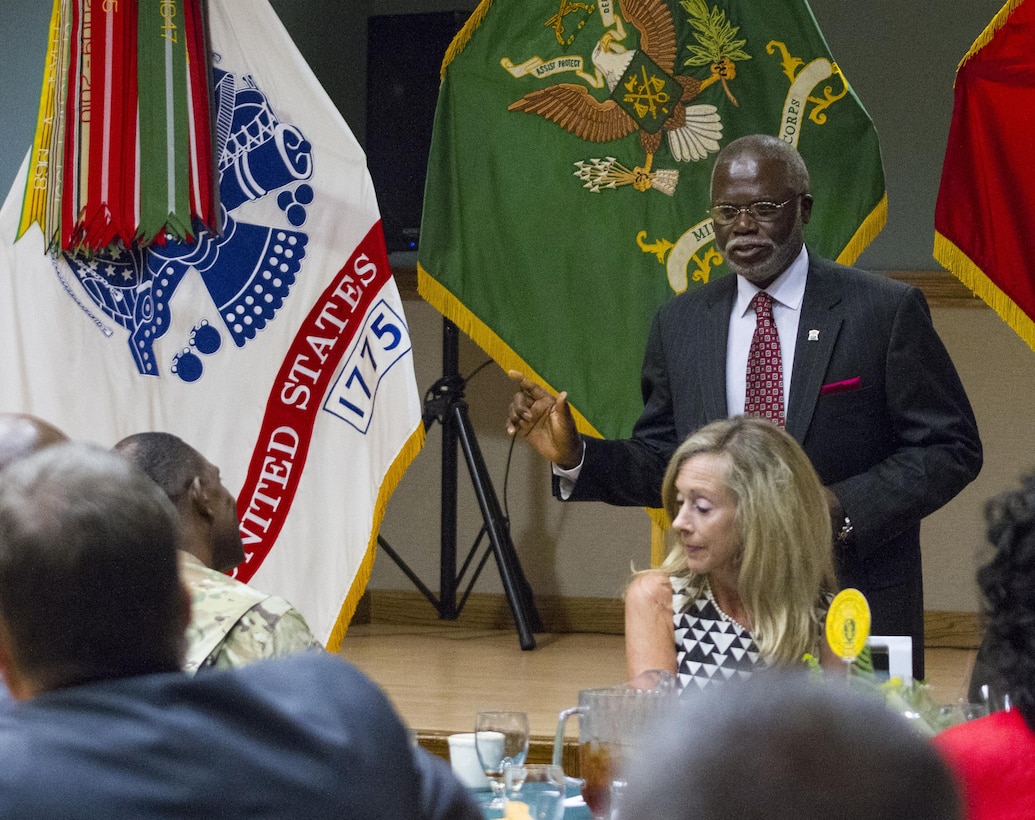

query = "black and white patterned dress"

[{"left": 671, "top": 575, "right": 762, "bottom": 693}]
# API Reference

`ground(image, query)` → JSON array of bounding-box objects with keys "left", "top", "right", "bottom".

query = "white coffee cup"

[{"left": 447, "top": 731, "right": 503, "bottom": 789}]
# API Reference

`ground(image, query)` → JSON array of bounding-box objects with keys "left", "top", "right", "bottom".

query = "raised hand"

[{"left": 506, "top": 370, "right": 583, "bottom": 469}]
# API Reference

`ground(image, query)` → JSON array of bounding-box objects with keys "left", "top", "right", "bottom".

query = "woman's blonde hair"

[{"left": 657, "top": 416, "right": 838, "bottom": 665}]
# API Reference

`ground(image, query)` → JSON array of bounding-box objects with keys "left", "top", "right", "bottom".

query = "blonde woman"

[{"left": 625, "top": 416, "right": 839, "bottom": 692}]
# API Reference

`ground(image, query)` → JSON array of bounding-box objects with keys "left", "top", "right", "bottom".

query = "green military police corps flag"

[{"left": 417, "top": 0, "right": 886, "bottom": 440}]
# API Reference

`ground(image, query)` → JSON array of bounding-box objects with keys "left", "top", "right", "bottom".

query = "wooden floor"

[{"left": 338, "top": 622, "right": 978, "bottom": 768}]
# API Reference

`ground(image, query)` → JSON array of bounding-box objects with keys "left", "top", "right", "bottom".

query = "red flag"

[{"left": 934, "top": 0, "right": 1035, "bottom": 349}]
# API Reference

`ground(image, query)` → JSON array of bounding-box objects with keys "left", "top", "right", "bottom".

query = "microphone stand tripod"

[{"left": 377, "top": 318, "right": 543, "bottom": 649}]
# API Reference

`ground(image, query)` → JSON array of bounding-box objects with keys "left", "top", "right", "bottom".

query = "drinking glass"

[
  {"left": 504, "top": 764, "right": 566, "bottom": 820},
  {"left": 475, "top": 711, "right": 530, "bottom": 810}
]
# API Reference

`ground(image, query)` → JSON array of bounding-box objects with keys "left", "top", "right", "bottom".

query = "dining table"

[{"left": 471, "top": 781, "right": 593, "bottom": 819}]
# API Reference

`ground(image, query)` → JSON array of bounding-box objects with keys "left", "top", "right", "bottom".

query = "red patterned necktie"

[{"left": 744, "top": 292, "right": 785, "bottom": 427}]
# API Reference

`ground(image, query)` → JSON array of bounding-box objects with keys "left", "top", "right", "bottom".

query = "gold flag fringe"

[
  {"left": 440, "top": 0, "right": 493, "bottom": 81},
  {"left": 934, "top": 232, "right": 1035, "bottom": 353},
  {"left": 325, "top": 421, "right": 426, "bottom": 652},
  {"left": 418, "top": 263, "right": 603, "bottom": 438},
  {"left": 649, "top": 508, "right": 670, "bottom": 566},
  {"left": 957, "top": 0, "right": 1028, "bottom": 72},
  {"left": 836, "top": 193, "right": 888, "bottom": 267}
]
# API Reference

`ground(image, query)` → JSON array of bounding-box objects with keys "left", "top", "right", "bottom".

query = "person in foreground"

[
  {"left": 114, "top": 431, "right": 322, "bottom": 673},
  {"left": 509, "top": 133, "right": 982, "bottom": 678},
  {"left": 625, "top": 417, "right": 839, "bottom": 691},
  {"left": 0, "top": 443, "right": 480, "bottom": 820},
  {"left": 0, "top": 413, "right": 68, "bottom": 707},
  {"left": 933, "top": 473, "right": 1035, "bottom": 820},
  {"left": 621, "top": 673, "right": 962, "bottom": 820},
  {"left": 0, "top": 412, "right": 67, "bottom": 471}
]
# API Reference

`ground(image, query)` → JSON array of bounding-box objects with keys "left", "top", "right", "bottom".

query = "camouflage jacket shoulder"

[{"left": 179, "top": 552, "right": 322, "bottom": 674}]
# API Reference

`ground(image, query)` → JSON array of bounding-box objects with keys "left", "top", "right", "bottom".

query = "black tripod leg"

[
  {"left": 438, "top": 387, "right": 460, "bottom": 620},
  {"left": 380, "top": 317, "right": 542, "bottom": 648},
  {"left": 451, "top": 400, "right": 543, "bottom": 649}
]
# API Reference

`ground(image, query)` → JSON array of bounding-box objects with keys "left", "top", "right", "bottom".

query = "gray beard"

[
  {"left": 723, "top": 225, "right": 805, "bottom": 286},
  {"left": 724, "top": 219, "right": 803, "bottom": 285}
]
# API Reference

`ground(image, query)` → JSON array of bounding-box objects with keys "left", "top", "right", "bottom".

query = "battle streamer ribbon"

[
  {"left": 136, "top": 0, "right": 193, "bottom": 247},
  {"left": 18, "top": 0, "right": 65, "bottom": 243}
]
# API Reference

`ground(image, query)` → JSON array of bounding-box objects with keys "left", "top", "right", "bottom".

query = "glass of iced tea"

[{"left": 579, "top": 740, "right": 621, "bottom": 819}]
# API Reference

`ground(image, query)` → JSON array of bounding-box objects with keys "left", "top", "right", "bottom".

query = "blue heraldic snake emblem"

[{"left": 62, "top": 65, "right": 314, "bottom": 382}]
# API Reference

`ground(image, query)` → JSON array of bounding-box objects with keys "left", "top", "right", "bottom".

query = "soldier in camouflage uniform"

[{"left": 114, "top": 431, "right": 321, "bottom": 672}]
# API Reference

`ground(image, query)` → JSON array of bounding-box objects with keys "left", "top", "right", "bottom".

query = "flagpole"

[{"left": 377, "top": 318, "right": 543, "bottom": 650}]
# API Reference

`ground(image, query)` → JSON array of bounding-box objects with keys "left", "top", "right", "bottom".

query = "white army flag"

[{"left": 0, "top": 0, "right": 423, "bottom": 649}]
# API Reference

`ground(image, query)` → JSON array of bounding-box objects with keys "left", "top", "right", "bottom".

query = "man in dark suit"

[{"left": 508, "top": 134, "right": 982, "bottom": 678}]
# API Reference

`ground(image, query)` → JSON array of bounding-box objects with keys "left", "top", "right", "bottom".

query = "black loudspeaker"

[{"left": 366, "top": 12, "right": 469, "bottom": 254}]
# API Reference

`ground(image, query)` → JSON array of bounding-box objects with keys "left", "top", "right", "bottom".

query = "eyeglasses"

[{"left": 707, "top": 195, "right": 802, "bottom": 226}]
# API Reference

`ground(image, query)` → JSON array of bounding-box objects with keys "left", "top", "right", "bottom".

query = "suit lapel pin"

[{"left": 808, "top": 329, "right": 820, "bottom": 341}]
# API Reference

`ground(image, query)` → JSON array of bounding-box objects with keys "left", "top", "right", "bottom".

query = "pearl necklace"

[{"left": 703, "top": 580, "right": 750, "bottom": 632}]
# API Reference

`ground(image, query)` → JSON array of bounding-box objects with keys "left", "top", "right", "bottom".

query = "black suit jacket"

[{"left": 566, "top": 254, "right": 982, "bottom": 595}]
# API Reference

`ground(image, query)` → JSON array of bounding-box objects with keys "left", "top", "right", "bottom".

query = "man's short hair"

[
  {"left": 622, "top": 673, "right": 962, "bottom": 820},
  {"left": 0, "top": 442, "right": 184, "bottom": 690},
  {"left": 710, "top": 133, "right": 811, "bottom": 196},
  {"left": 113, "top": 431, "right": 207, "bottom": 508}
]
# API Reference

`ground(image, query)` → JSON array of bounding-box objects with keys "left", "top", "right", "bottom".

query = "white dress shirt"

[{"left": 726, "top": 244, "right": 809, "bottom": 415}]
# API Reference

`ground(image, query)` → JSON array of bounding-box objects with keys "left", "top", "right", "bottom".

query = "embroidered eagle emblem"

[
  {"left": 508, "top": 0, "right": 733, "bottom": 193},
  {"left": 59, "top": 67, "right": 313, "bottom": 382}
]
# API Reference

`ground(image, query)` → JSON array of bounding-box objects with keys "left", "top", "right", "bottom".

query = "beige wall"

[
  {"left": 924, "top": 307, "right": 1035, "bottom": 610},
  {"left": 374, "top": 297, "right": 1035, "bottom": 614}
]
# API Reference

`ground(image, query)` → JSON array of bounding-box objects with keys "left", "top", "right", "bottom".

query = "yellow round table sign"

[{"left": 825, "top": 588, "right": 871, "bottom": 661}]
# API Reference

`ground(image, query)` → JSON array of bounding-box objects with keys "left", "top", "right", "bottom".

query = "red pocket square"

[{"left": 820, "top": 377, "right": 862, "bottom": 396}]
